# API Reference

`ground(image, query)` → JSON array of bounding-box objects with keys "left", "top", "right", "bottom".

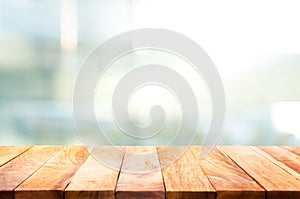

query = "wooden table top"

[{"left": 0, "top": 146, "right": 299, "bottom": 199}]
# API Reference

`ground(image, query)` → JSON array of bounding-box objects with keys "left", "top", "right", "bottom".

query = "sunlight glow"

[
  {"left": 60, "top": 0, "right": 78, "bottom": 51},
  {"left": 272, "top": 102, "right": 300, "bottom": 138}
]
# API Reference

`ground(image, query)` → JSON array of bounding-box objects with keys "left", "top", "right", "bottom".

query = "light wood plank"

[
  {"left": 221, "top": 146, "right": 300, "bottom": 199},
  {"left": 15, "top": 146, "right": 89, "bottom": 199},
  {"left": 281, "top": 146, "right": 300, "bottom": 156},
  {"left": 192, "top": 146, "right": 265, "bottom": 199},
  {"left": 252, "top": 146, "right": 300, "bottom": 180},
  {"left": 1, "top": 146, "right": 299, "bottom": 199},
  {"left": 158, "top": 146, "right": 215, "bottom": 199},
  {"left": 65, "top": 146, "right": 124, "bottom": 199},
  {"left": 0, "top": 146, "right": 31, "bottom": 167},
  {"left": 0, "top": 146, "right": 62, "bottom": 199},
  {"left": 116, "top": 146, "right": 164, "bottom": 199}
]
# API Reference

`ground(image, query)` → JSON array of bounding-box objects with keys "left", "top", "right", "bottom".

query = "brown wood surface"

[
  {"left": 221, "top": 146, "right": 300, "bottom": 199},
  {"left": 1, "top": 146, "right": 300, "bottom": 199},
  {"left": 116, "top": 146, "right": 165, "bottom": 199},
  {"left": 0, "top": 146, "right": 31, "bottom": 167},
  {"left": 158, "top": 146, "right": 215, "bottom": 199},
  {"left": 281, "top": 146, "right": 300, "bottom": 156},
  {"left": 0, "top": 146, "right": 62, "bottom": 199},
  {"left": 65, "top": 147, "right": 124, "bottom": 199},
  {"left": 192, "top": 146, "right": 264, "bottom": 199},
  {"left": 14, "top": 146, "right": 89, "bottom": 199},
  {"left": 253, "top": 146, "right": 300, "bottom": 180}
]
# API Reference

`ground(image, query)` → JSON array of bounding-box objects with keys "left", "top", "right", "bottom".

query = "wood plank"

[
  {"left": 221, "top": 146, "right": 300, "bottom": 199},
  {"left": 116, "top": 146, "right": 164, "bottom": 199},
  {"left": 15, "top": 146, "right": 89, "bottom": 199},
  {"left": 281, "top": 146, "right": 300, "bottom": 156},
  {"left": 0, "top": 146, "right": 31, "bottom": 167},
  {"left": 191, "top": 146, "right": 265, "bottom": 199},
  {"left": 158, "top": 146, "right": 215, "bottom": 199},
  {"left": 65, "top": 146, "right": 124, "bottom": 199},
  {"left": 252, "top": 146, "right": 300, "bottom": 180},
  {"left": 0, "top": 146, "right": 62, "bottom": 199}
]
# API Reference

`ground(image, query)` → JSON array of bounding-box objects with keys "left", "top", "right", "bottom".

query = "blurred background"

[{"left": 0, "top": 0, "right": 299, "bottom": 145}]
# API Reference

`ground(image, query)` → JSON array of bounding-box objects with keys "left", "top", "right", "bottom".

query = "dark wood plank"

[
  {"left": 15, "top": 146, "right": 89, "bottom": 199},
  {"left": 221, "top": 146, "right": 300, "bottom": 199},
  {"left": 65, "top": 146, "right": 124, "bottom": 199},
  {"left": 116, "top": 146, "right": 164, "bottom": 199},
  {"left": 158, "top": 146, "right": 215, "bottom": 199},
  {"left": 0, "top": 146, "right": 31, "bottom": 167},
  {"left": 253, "top": 146, "right": 300, "bottom": 180},
  {"left": 192, "top": 146, "right": 265, "bottom": 199},
  {"left": 0, "top": 146, "right": 62, "bottom": 199}
]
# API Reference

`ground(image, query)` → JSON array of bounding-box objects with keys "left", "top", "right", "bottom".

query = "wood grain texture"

[
  {"left": 281, "top": 146, "right": 300, "bottom": 156},
  {"left": 15, "top": 146, "right": 89, "bottom": 199},
  {"left": 1, "top": 146, "right": 300, "bottom": 199},
  {"left": 65, "top": 147, "right": 124, "bottom": 199},
  {"left": 0, "top": 146, "right": 31, "bottom": 167},
  {"left": 252, "top": 146, "right": 300, "bottom": 180},
  {"left": 0, "top": 146, "right": 62, "bottom": 199},
  {"left": 158, "top": 146, "right": 215, "bottom": 199},
  {"left": 192, "top": 146, "right": 265, "bottom": 199},
  {"left": 116, "top": 146, "right": 164, "bottom": 199},
  {"left": 221, "top": 146, "right": 300, "bottom": 199}
]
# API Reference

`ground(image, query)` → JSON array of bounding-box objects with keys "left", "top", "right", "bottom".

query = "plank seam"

[
  {"left": 156, "top": 146, "right": 167, "bottom": 199},
  {"left": 280, "top": 146, "right": 300, "bottom": 157},
  {"left": 0, "top": 146, "right": 33, "bottom": 167},
  {"left": 189, "top": 148, "right": 217, "bottom": 195},
  {"left": 250, "top": 146, "right": 300, "bottom": 181},
  {"left": 62, "top": 146, "right": 90, "bottom": 199},
  {"left": 12, "top": 146, "right": 66, "bottom": 196},
  {"left": 114, "top": 147, "right": 125, "bottom": 199},
  {"left": 197, "top": 164, "right": 217, "bottom": 193},
  {"left": 248, "top": 146, "right": 300, "bottom": 180},
  {"left": 217, "top": 146, "right": 267, "bottom": 194},
  {"left": 116, "top": 146, "right": 165, "bottom": 199}
]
